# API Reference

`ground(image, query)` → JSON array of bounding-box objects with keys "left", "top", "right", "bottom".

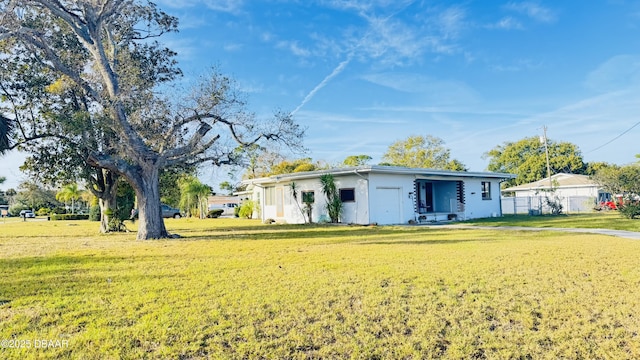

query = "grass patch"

[
  {"left": 1, "top": 219, "right": 640, "bottom": 359},
  {"left": 462, "top": 212, "right": 640, "bottom": 231}
]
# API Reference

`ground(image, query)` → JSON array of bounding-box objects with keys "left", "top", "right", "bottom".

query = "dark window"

[
  {"left": 301, "top": 191, "right": 315, "bottom": 204},
  {"left": 339, "top": 188, "right": 355, "bottom": 202},
  {"left": 481, "top": 182, "right": 491, "bottom": 200}
]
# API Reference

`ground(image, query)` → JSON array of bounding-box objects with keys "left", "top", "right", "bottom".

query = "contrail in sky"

[
  {"left": 290, "top": 1, "right": 415, "bottom": 116},
  {"left": 291, "top": 54, "right": 353, "bottom": 116}
]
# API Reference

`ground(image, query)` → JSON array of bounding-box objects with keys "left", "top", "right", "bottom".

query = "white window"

[{"left": 265, "top": 187, "right": 275, "bottom": 205}]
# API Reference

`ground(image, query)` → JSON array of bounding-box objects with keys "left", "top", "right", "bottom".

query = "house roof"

[
  {"left": 502, "top": 173, "right": 599, "bottom": 193},
  {"left": 242, "top": 165, "right": 516, "bottom": 185}
]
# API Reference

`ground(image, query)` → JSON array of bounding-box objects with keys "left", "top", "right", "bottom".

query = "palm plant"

[
  {"left": 178, "top": 176, "right": 211, "bottom": 219},
  {"left": 319, "top": 174, "right": 342, "bottom": 223},
  {"left": 56, "top": 183, "right": 81, "bottom": 214}
]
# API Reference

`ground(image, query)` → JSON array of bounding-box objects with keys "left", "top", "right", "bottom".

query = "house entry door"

[{"left": 416, "top": 181, "right": 433, "bottom": 213}]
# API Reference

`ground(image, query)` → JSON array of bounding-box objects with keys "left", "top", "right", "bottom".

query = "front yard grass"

[
  {"left": 1, "top": 217, "right": 639, "bottom": 359},
  {"left": 462, "top": 212, "right": 640, "bottom": 231}
]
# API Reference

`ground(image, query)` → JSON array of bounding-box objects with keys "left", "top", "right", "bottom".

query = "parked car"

[
  {"left": 161, "top": 204, "right": 182, "bottom": 218},
  {"left": 19, "top": 210, "right": 36, "bottom": 218},
  {"left": 208, "top": 203, "right": 238, "bottom": 216},
  {"left": 130, "top": 204, "right": 182, "bottom": 219}
]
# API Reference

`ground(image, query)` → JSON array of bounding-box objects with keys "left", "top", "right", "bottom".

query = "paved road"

[{"left": 429, "top": 224, "right": 640, "bottom": 240}]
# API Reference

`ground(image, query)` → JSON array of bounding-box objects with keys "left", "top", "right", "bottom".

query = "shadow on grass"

[
  {"left": 176, "top": 226, "right": 440, "bottom": 242},
  {"left": 357, "top": 238, "right": 498, "bottom": 246}
]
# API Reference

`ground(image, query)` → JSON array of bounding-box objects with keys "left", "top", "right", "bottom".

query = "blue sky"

[{"left": 3, "top": 0, "right": 640, "bottom": 190}]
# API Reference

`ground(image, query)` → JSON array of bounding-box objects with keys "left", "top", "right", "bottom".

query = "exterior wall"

[
  {"left": 335, "top": 175, "right": 370, "bottom": 225},
  {"left": 464, "top": 178, "right": 503, "bottom": 219},
  {"left": 251, "top": 171, "right": 508, "bottom": 225},
  {"left": 255, "top": 174, "right": 369, "bottom": 224}
]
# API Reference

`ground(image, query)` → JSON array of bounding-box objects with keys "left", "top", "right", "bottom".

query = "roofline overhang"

[{"left": 242, "top": 165, "right": 516, "bottom": 186}]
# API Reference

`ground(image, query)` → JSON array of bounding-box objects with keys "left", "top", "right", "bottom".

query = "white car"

[
  {"left": 19, "top": 210, "right": 36, "bottom": 218},
  {"left": 208, "top": 203, "right": 238, "bottom": 216}
]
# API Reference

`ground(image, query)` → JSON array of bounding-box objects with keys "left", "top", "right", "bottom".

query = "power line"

[{"left": 586, "top": 121, "right": 640, "bottom": 154}]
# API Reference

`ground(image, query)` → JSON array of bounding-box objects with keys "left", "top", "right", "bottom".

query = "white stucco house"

[
  {"left": 501, "top": 173, "right": 605, "bottom": 198},
  {"left": 242, "top": 165, "right": 516, "bottom": 225},
  {"left": 500, "top": 173, "right": 611, "bottom": 214}
]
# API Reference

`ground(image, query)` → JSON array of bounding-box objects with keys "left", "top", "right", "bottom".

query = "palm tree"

[
  {"left": 179, "top": 176, "right": 211, "bottom": 219},
  {"left": 56, "top": 183, "right": 81, "bottom": 214}
]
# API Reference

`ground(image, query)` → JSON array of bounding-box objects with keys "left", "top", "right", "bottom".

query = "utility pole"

[{"left": 541, "top": 126, "right": 552, "bottom": 190}]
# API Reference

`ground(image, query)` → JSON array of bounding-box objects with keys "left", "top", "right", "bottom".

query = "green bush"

[
  {"left": 207, "top": 209, "right": 224, "bottom": 218},
  {"left": 89, "top": 205, "right": 101, "bottom": 221},
  {"left": 36, "top": 207, "right": 51, "bottom": 216},
  {"left": 50, "top": 214, "right": 90, "bottom": 221},
  {"left": 234, "top": 206, "right": 241, "bottom": 218},
  {"left": 238, "top": 201, "right": 255, "bottom": 219},
  {"left": 619, "top": 203, "right": 640, "bottom": 219},
  {"left": 8, "top": 205, "right": 29, "bottom": 217}
]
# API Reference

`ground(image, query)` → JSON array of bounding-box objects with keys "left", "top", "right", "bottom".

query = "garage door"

[{"left": 371, "top": 187, "right": 402, "bottom": 224}]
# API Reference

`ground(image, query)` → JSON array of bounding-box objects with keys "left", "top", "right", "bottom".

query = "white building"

[
  {"left": 243, "top": 166, "right": 515, "bottom": 225},
  {"left": 501, "top": 173, "right": 605, "bottom": 198},
  {"left": 500, "top": 173, "right": 611, "bottom": 214}
]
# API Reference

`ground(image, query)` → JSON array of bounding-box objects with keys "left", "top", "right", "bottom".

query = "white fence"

[{"left": 501, "top": 196, "right": 597, "bottom": 215}]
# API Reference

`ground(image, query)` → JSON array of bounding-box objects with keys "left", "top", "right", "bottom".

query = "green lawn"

[
  {"left": 1, "top": 216, "right": 640, "bottom": 359},
  {"left": 462, "top": 212, "right": 640, "bottom": 231}
]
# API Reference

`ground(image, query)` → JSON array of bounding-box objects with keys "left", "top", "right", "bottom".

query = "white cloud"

[
  {"left": 487, "top": 16, "right": 524, "bottom": 30},
  {"left": 504, "top": 2, "right": 557, "bottom": 23},
  {"left": 436, "top": 6, "right": 467, "bottom": 39},
  {"left": 490, "top": 59, "right": 542, "bottom": 72},
  {"left": 276, "top": 40, "right": 312, "bottom": 57},
  {"left": 584, "top": 55, "right": 640, "bottom": 92},
  {"left": 361, "top": 72, "right": 480, "bottom": 105},
  {"left": 223, "top": 43, "right": 243, "bottom": 52}
]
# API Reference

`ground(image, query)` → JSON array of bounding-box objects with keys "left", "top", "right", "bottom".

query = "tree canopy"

[
  {"left": 484, "top": 136, "right": 586, "bottom": 186},
  {"left": 342, "top": 155, "right": 372, "bottom": 167},
  {"left": 591, "top": 164, "right": 640, "bottom": 197},
  {"left": 0, "top": 0, "right": 304, "bottom": 239},
  {"left": 382, "top": 135, "right": 466, "bottom": 171}
]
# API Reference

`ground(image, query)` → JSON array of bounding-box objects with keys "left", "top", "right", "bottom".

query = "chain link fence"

[{"left": 501, "top": 196, "right": 597, "bottom": 215}]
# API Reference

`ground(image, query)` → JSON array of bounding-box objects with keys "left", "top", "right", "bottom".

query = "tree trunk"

[
  {"left": 133, "top": 165, "right": 169, "bottom": 240},
  {"left": 88, "top": 155, "right": 169, "bottom": 240},
  {"left": 99, "top": 193, "right": 117, "bottom": 233},
  {"left": 98, "top": 177, "right": 119, "bottom": 233}
]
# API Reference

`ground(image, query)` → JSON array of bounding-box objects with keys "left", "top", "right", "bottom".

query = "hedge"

[
  {"left": 207, "top": 209, "right": 224, "bottom": 218},
  {"left": 49, "top": 214, "right": 90, "bottom": 221}
]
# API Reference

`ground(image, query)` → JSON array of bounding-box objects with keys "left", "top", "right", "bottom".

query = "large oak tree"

[
  {"left": 382, "top": 135, "right": 467, "bottom": 171},
  {"left": 483, "top": 136, "right": 586, "bottom": 187},
  {"left": 0, "top": 0, "right": 303, "bottom": 239}
]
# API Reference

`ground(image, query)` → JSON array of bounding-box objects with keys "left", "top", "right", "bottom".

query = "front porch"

[
  {"left": 413, "top": 179, "right": 465, "bottom": 222},
  {"left": 415, "top": 212, "right": 461, "bottom": 223}
]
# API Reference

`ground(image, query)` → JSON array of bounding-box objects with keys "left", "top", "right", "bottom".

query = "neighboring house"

[
  {"left": 242, "top": 165, "right": 515, "bottom": 225},
  {"left": 501, "top": 173, "right": 611, "bottom": 214},
  {"left": 502, "top": 173, "right": 605, "bottom": 198}
]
